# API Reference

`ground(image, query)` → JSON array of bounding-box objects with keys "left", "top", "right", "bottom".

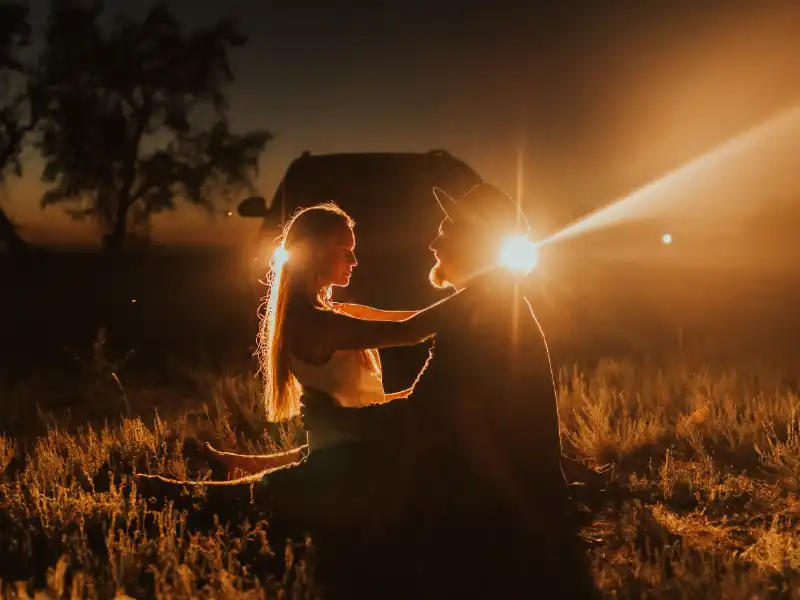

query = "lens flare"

[
  {"left": 271, "top": 246, "right": 289, "bottom": 271},
  {"left": 499, "top": 235, "right": 539, "bottom": 274}
]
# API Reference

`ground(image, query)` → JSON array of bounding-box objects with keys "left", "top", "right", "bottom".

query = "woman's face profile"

[{"left": 316, "top": 226, "right": 357, "bottom": 288}]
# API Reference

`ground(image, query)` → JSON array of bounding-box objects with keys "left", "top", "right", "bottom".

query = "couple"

[{"left": 137, "top": 183, "right": 598, "bottom": 598}]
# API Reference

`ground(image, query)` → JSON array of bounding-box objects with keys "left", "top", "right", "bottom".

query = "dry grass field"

[{"left": 2, "top": 249, "right": 798, "bottom": 598}]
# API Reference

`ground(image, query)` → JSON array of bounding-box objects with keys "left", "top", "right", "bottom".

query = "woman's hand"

[{"left": 385, "top": 389, "right": 412, "bottom": 401}]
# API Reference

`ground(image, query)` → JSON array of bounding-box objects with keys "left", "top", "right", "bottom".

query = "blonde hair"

[{"left": 257, "top": 202, "right": 380, "bottom": 422}]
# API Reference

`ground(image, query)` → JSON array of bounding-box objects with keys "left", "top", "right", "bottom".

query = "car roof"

[{"left": 267, "top": 150, "right": 482, "bottom": 215}]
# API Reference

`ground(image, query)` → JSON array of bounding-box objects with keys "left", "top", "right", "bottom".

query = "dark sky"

[{"left": 9, "top": 0, "right": 800, "bottom": 245}]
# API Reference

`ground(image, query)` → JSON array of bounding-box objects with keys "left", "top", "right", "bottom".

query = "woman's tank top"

[{"left": 290, "top": 349, "right": 386, "bottom": 449}]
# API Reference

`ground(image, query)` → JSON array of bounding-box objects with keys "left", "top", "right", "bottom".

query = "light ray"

[{"left": 539, "top": 104, "right": 800, "bottom": 248}]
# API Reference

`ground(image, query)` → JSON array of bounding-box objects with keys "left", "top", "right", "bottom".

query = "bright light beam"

[{"left": 539, "top": 104, "right": 800, "bottom": 248}]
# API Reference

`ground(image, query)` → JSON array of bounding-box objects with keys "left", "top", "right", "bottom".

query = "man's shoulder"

[
  {"left": 413, "top": 293, "right": 554, "bottom": 404},
  {"left": 422, "top": 294, "right": 547, "bottom": 380},
  {"left": 464, "top": 292, "right": 545, "bottom": 339}
]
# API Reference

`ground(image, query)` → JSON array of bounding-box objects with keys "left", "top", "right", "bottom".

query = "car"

[{"left": 237, "top": 149, "right": 483, "bottom": 309}]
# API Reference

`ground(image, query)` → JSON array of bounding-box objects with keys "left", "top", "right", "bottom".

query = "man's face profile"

[
  {"left": 429, "top": 185, "right": 527, "bottom": 289},
  {"left": 428, "top": 217, "right": 454, "bottom": 289},
  {"left": 428, "top": 216, "right": 488, "bottom": 290}
]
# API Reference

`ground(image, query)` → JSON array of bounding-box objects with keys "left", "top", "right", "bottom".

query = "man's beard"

[{"left": 428, "top": 257, "right": 453, "bottom": 290}]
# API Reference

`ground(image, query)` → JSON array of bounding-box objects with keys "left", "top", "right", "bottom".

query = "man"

[
  {"left": 301, "top": 182, "right": 598, "bottom": 599},
  {"left": 316, "top": 183, "right": 567, "bottom": 505},
  {"left": 420, "top": 182, "right": 568, "bottom": 511}
]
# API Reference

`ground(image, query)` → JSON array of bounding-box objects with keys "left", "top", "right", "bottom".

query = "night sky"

[{"left": 8, "top": 0, "right": 800, "bottom": 246}]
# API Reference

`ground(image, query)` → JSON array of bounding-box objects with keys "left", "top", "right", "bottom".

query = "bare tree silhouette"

[
  {"left": 0, "top": 1, "right": 42, "bottom": 258},
  {"left": 38, "top": 1, "right": 272, "bottom": 251}
]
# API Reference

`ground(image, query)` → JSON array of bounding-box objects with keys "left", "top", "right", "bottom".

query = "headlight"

[
  {"left": 249, "top": 240, "right": 279, "bottom": 281},
  {"left": 499, "top": 235, "right": 540, "bottom": 274},
  {"left": 271, "top": 246, "right": 290, "bottom": 271}
]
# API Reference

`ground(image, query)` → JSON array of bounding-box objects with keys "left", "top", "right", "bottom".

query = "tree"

[
  {"left": 0, "top": 1, "right": 41, "bottom": 257},
  {"left": 38, "top": 1, "right": 272, "bottom": 250}
]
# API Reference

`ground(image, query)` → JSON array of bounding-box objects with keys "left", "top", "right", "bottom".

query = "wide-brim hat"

[{"left": 433, "top": 182, "right": 530, "bottom": 235}]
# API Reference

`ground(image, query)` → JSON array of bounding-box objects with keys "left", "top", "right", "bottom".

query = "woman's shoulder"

[
  {"left": 288, "top": 302, "right": 351, "bottom": 361},
  {"left": 286, "top": 302, "right": 325, "bottom": 345},
  {"left": 287, "top": 301, "right": 330, "bottom": 325}
]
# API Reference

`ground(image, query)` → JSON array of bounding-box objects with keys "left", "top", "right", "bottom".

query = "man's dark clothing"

[{"left": 299, "top": 286, "right": 599, "bottom": 599}]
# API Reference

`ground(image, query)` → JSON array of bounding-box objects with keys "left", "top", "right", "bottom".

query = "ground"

[{"left": 1, "top": 247, "right": 799, "bottom": 599}]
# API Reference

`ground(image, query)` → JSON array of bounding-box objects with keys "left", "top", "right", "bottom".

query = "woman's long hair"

[{"left": 257, "top": 202, "right": 379, "bottom": 422}]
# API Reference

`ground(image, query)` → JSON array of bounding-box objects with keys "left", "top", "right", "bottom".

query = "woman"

[
  {"left": 136, "top": 201, "right": 497, "bottom": 495},
  {"left": 200, "top": 201, "right": 440, "bottom": 475}
]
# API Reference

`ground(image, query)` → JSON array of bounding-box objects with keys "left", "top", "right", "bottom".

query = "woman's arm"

[
  {"left": 292, "top": 267, "right": 515, "bottom": 362},
  {"left": 331, "top": 302, "right": 417, "bottom": 322},
  {"left": 295, "top": 287, "right": 475, "bottom": 360},
  {"left": 323, "top": 303, "right": 428, "bottom": 400}
]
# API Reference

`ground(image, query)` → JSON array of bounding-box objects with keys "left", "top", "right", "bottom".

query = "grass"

[
  {"left": 558, "top": 359, "right": 800, "bottom": 598},
  {"left": 0, "top": 369, "right": 307, "bottom": 599},
  {"left": 2, "top": 337, "right": 800, "bottom": 599}
]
